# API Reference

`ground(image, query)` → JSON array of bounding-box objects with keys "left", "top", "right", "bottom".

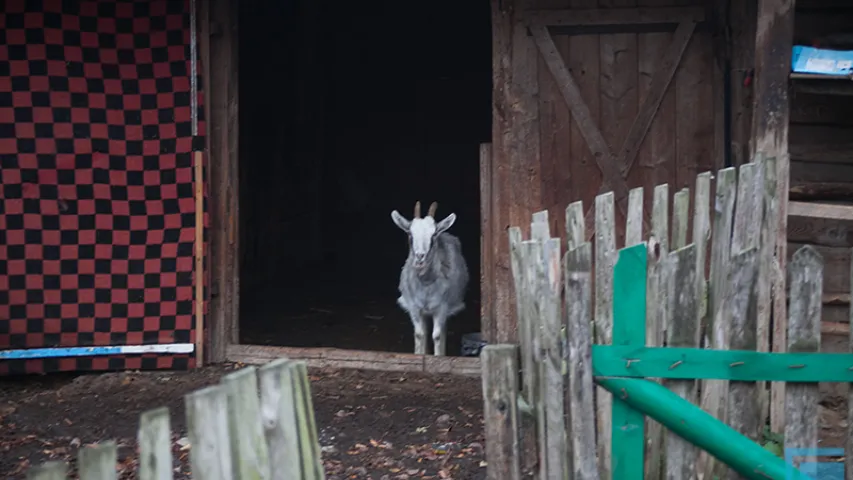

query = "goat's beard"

[{"left": 412, "top": 252, "right": 431, "bottom": 272}]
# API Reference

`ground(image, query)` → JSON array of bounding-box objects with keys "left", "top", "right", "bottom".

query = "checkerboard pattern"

[{"left": 0, "top": 0, "right": 208, "bottom": 375}]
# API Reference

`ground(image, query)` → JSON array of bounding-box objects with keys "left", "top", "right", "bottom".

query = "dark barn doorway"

[{"left": 236, "top": 0, "right": 492, "bottom": 354}]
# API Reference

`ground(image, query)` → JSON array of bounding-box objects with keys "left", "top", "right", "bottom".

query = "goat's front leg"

[
  {"left": 409, "top": 311, "right": 427, "bottom": 355},
  {"left": 432, "top": 314, "right": 447, "bottom": 356}
]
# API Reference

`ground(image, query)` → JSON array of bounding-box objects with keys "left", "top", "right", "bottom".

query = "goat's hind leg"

[
  {"left": 432, "top": 314, "right": 448, "bottom": 356},
  {"left": 408, "top": 311, "right": 427, "bottom": 355}
]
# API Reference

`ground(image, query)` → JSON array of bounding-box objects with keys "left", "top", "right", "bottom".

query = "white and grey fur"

[{"left": 391, "top": 201, "right": 469, "bottom": 356}]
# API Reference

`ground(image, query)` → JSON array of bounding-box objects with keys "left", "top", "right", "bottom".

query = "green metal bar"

[
  {"left": 595, "top": 376, "right": 809, "bottom": 480},
  {"left": 611, "top": 244, "right": 647, "bottom": 480},
  {"left": 593, "top": 345, "right": 853, "bottom": 382}
]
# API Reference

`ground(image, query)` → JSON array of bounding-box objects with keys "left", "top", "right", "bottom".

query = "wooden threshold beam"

[
  {"left": 788, "top": 201, "right": 853, "bottom": 221},
  {"left": 226, "top": 344, "right": 482, "bottom": 377},
  {"left": 525, "top": 7, "right": 704, "bottom": 26}
]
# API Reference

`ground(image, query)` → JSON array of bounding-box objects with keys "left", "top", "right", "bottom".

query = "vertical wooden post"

[
  {"left": 481, "top": 345, "right": 523, "bottom": 480},
  {"left": 207, "top": 0, "right": 241, "bottom": 361},
  {"left": 138, "top": 407, "right": 172, "bottom": 480},
  {"left": 663, "top": 245, "right": 700, "bottom": 480},
  {"left": 186, "top": 385, "right": 234, "bottom": 480},
  {"left": 564, "top": 243, "right": 598, "bottom": 480},
  {"left": 24, "top": 462, "right": 66, "bottom": 480},
  {"left": 697, "top": 167, "right": 737, "bottom": 480},
  {"left": 195, "top": 151, "right": 205, "bottom": 366},
  {"left": 724, "top": 248, "right": 761, "bottom": 480},
  {"left": 644, "top": 184, "right": 668, "bottom": 480},
  {"left": 491, "top": 0, "right": 514, "bottom": 345},
  {"left": 78, "top": 441, "right": 119, "bottom": 480},
  {"left": 480, "top": 143, "right": 495, "bottom": 343},
  {"left": 508, "top": 227, "right": 539, "bottom": 476},
  {"left": 594, "top": 192, "right": 616, "bottom": 480},
  {"left": 750, "top": 0, "right": 796, "bottom": 434},
  {"left": 785, "top": 246, "right": 823, "bottom": 470}
]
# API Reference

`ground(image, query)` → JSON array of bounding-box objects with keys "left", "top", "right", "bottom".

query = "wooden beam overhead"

[{"left": 525, "top": 7, "right": 705, "bottom": 27}]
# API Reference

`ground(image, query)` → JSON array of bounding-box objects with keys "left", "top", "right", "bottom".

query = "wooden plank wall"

[
  {"left": 489, "top": 0, "right": 721, "bottom": 343},
  {"left": 787, "top": 1, "right": 853, "bottom": 329}
]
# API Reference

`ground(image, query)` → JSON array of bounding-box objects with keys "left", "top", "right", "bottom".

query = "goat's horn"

[
  {"left": 428, "top": 202, "right": 438, "bottom": 218},
  {"left": 414, "top": 201, "right": 421, "bottom": 218}
]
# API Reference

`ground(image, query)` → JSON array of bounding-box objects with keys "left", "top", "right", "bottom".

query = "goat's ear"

[
  {"left": 391, "top": 210, "right": 411, "bottom": 232},
  {"left": 435, "top": 213, "right": 456, "bottom": 234}
]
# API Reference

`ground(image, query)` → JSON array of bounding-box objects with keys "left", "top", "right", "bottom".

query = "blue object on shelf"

[{"left": 792, "top": 45, "right": 853, "bottom": 75}]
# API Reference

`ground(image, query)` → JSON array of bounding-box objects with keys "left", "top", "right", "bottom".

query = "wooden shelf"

[{"left": 791, "top": 72, "right": 853, "bottom": 96}]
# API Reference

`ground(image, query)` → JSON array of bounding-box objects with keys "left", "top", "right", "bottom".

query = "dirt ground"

[
  {"left": 0, "top": 365, "right": 487, "bottom": 480},
  {"left": 1, "top": 334, "right": 849, "bottom": 479}
]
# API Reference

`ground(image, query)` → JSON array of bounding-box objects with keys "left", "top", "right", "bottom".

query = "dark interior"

[{"left": 235, "top": 0, "right": 492, "bottom": 354}]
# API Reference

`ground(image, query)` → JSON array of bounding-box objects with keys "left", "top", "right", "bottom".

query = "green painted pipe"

[{"left": 595, "top": 376, "right": 808, "bottom": 480}]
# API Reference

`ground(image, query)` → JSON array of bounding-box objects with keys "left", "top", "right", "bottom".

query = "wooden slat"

[
  {"left": 785, "top": 246, "right": 823, "bottom": 471},
  {"left": 509, "top": 7, "right": 542, "bottom": 240},
  {"left": 480, "top": 143, "right": 495, "bottom": 343},
  {"left": 525, "top": 7, "right": 704, "bottom": 26},
  {"left": 790, "top": 181, "right": 853, "bottom": 201},
  {"left": 697, "top": 167, "right": 737, "bottom": 480},
  {"left": 539, "top": 237, "right": 568, "bottom": 479},
  {"left": 787, "top": 243, "right": 851, "bottom": 294},
  {"left": 637, "top": 8, "right": 677, "bottom": 227},
  {"left": 724, "top": 248, "right": 761, "bottom": 479},
  {"left": 675, "top": 10, "right": 714, "bottom": 190},
  {"left": 617, "top": 20, "right": 696, "bottom": 179},
  {"left": 566, "top": 12, "right": 602, "bottom": 242},
  {"left": 757, "top": 157, "right": 778, "bottom": 427},
  {"left": 564, "top": 243, "right": 599, "bottom": 480},
  {"left": 538, "top": 31, "right": 571, "bottom": 236},
  {"left": 481, "top": 345, "right": 523, "bottom": 480},
  {"left": 663, "top": 245, "right": 700, "bottom": 480},
  {"left": 752, "top": 0, "right": 795, "bottom": 435},
  {"left": 791, "top": 98, "right": 853, "bottom": 128},
  {"left": 594, "top": 192, "right": 616, "bottom": 480},
  {"left": 789, "top": 201, "right": 853, "bottom": 221},
  {"left": 788, "top": 215, "right": 853, "bottom": 247},
  {"left": 644, "top": 182, "right": 669, "bottom": 480},
  {"left": 529, "top": 24, "right": 631, "bottom": 209}
]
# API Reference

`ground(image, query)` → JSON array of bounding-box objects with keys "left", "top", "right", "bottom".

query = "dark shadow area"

[{"left": 236, "top": 0, "right": 492, "bottom": 354}]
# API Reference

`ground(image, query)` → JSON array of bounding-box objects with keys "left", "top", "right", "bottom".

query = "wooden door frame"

[
  {"left": 526, "top": 6, "right": 705, "bottom": 238},
  {"left": 199, "top": 0, "right": 482, "bottom": 375}
]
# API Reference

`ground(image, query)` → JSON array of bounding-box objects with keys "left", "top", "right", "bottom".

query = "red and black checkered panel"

[{"left": 0, "top": 0, "right": 208, "bottom": 375}]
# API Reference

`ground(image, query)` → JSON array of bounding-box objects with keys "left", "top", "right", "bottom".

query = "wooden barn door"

[
  {"left": 529, "top": 4, "right": 718, "bottom": 240},
  {"left": 530, "top": 6, "right": 708, "bottom": 238},
  {"left": 487, "top": 0, "right": 722, "bottom": 344}
]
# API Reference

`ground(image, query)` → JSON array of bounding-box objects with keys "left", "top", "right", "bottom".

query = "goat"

[{"left": 391, "top": 201, "right": 469, "bottom": 356}]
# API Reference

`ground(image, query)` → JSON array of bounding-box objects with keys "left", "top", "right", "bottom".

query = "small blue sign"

[
  {"left": 785, "top": 448, "right": 844, "bottom": 480},
  {"left": 792, "top": 46, "right": 853, "bottom": 76}
]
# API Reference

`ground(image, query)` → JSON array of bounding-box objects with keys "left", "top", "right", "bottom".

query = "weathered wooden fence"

[
  {"left": 25, "top": 359, "right": 325, "bottom": 480},
  {"left": 481, "top": 158, "right": 853, "bottom": 480}
]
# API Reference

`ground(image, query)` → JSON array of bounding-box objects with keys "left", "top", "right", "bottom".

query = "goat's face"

[{"left": 391, "top": 202, "right": 456, "bottom": 271}]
